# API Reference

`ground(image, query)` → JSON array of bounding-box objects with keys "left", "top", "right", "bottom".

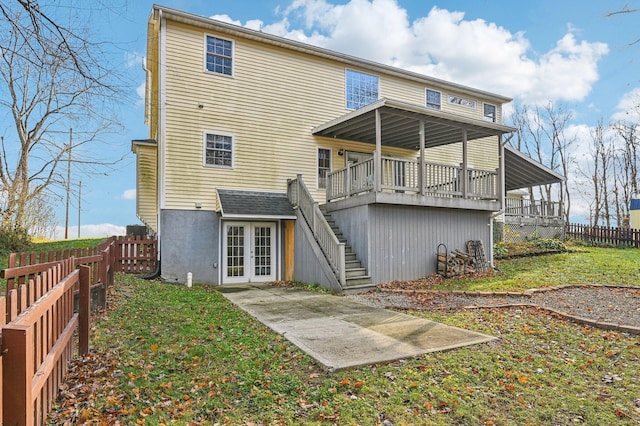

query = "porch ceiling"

[
  {"left": 312, "top": 98, "right": 517, "bottom": 149},
  {"left": 504, "top": 145, "right": 565, "bottom": 191}
]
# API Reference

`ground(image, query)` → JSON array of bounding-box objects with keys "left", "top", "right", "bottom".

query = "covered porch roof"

[
  {"left": 312, "top": 98, "right": 516, "bottom": 149},
  {"left": 504, "top": 145, "right": 565, "bottom": 191}
]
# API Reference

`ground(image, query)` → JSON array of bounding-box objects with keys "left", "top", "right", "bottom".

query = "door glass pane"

[
  {"left": 253, "top": 226, "right": 272, "bottom": 276},
  {"left": 226, "top": 225, "right": 244, "bottom": 277}
]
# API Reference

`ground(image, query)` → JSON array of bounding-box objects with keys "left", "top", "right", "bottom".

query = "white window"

[
  {"left": 318, "top": 148, "right": 331, "bottom": 189},
  {"left": 205, "top": 35, "right": 233, "bottom": 76},
  {"left": 448, "top": 94, "right": 477, "bottom": 109},
  {"left": 346, "top": 69, "right": 379, "bottom": 109},
  {"left": 483, "top": 103, "right": 497, "bottom": 122},
  {"left": 426, "top": 89, "right": 442, "bottom": 110},
  {"left": 204, "top": 132, "right": 234, "bottom": 168}
]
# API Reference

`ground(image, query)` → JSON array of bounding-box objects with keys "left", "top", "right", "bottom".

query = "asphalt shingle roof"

[{"left": 217, "top": 189, "right": 295, "bottom": 218}]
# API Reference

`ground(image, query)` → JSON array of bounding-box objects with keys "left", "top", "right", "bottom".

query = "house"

[{"left": 133, "top": 5, "right": 563, "bottom": 292}]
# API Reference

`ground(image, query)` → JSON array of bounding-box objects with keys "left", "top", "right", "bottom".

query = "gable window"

[
  {"left": 318, "top": 148, "right": 331, "bottom": 189},
  {"left": 205, "top": 35, "right": 233, "bottom": 76},
  {"left": 204, "top": 132, "right": 233, "bottom": 168},
  {"left": 426, "top": 89, "right": 442, "bottom": 110},
  {"left": 346, "top": 69, "right": 379, "bottom": 109},
  {"left": 448, "top": 94, "right": 476, "bottom": 109},
  {"left": 483, "top": 103, "right": 497, "bottom": 122}
]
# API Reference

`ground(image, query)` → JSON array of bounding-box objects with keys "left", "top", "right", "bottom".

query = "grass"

[
  {"left": 48, "top": 274, "right": 640, "bottom": 425},
  {"left": 0, "top": 240, "right": 634, "bottom": 423},
  {"left": 0, "top": 238, "right": 105, "bottom": 293},
  {"left": 431, "top": 246, "right": 640, "bottom": 292}
]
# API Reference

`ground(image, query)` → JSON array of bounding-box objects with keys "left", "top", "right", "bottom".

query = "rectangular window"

[
  {"left": 204, "top": 132, "right": 233, "bottom": 168},
  {"left": 318, "top": 148, "right": 331, "bottom": 189},
  {"left": 448, "top": 94, "right": 477, "bottom": 109},
  {"left": 483, "top": 103, "right": 497, "bottom": 122},
  {"left": 346, "top": 69, "right": 379, "bottom": 109},
  {"left": 426, "top": 89, "right": 442, "bottom": 110},
  {"left": 205, "top": 35, "right": 233, "bottom": 76}
]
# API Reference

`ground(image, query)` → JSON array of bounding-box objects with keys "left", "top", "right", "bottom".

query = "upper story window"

[
  {"left": 448, "top": 94, "right": 476, "bottom": 109},
  {"left": 206, "top": 35, "right": 233, "bottom": 76},
  {"left": 426, "top": 89, "right": 442, "bottom": 110},
  {"left": 483, "top": 103, "right": 497, "bottom": 122},
  {"left": 346, "top": 69, "right": 379, "bottom": 109},
  {"left": 204, "top": 132, "right": 233, "bottom": 168},
  {"left": 318, "top": 148, "right": 331, "bottom": 189}
]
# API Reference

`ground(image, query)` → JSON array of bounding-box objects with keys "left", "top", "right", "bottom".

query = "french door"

[{"left": 223, "top": 222, "right": 276, "bottom": 283}]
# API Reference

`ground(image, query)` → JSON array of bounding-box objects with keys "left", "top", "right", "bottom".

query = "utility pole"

[
  {"left": 77, "top": 180, "right": 82, "bottom": 238},
  {"left": 65, "top": 128, "right": 72, "bottom": 239}
]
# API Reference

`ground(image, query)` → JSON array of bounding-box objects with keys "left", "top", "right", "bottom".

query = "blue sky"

[{"left": 51, "top": 0, "right": 640, "bottom": 237}]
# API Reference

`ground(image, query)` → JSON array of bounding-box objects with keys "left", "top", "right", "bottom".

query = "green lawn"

[
  {"left": 0, "top": 238, "right": 105, "bottom": 293},
  {"left": 47, "top": 274, "right": 640, "bottom": 425},
  {"left": 432, "top": 246, "right": 640, "bottom": 292}
]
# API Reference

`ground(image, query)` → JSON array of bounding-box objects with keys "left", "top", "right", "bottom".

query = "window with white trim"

[
  {"left": 448, "top": 94, "right": 476, "bottom": 109},
  {"left": 318, "top": 148, "right": 331, "bottom": 189},
  {"left": 483, "top": 103, "right": 497, "bottom": 122},
  {"left": 426, "top": 89, "right": 442, "bottom": 110},
  {"left": 204, "top": 132, "right": 233, "bottom": 168},
  {"left": 346, "top": 69, "right": 379, "bottom": 109},
  {"left": 205, "top": 35, "right": 233, "bottom": 76}
]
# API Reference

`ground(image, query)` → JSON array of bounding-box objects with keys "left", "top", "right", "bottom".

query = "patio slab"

[{"left": 218, "top": 284, "right": 496, "bottom": 371}]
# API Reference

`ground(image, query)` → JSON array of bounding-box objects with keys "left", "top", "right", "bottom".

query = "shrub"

[
  {"left": 493, "top": 242, "right": 508, "bottom": 257},
  {"left": 0, "top": 227, "right": 32, "bottom": 255},
  {"left": 532, "top": 238, "right": 566, "bottom": 251}
]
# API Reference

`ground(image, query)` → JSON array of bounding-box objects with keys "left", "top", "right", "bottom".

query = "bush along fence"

[
  {"left": 0, "top": 235, "right": 158, "bottom": 425},
  {"left": 565, "top": 223, "right": 640, "bottom": 247}
]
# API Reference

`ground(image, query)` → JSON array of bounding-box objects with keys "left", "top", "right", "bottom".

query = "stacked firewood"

[{"left": 437, "top": 249, "right": 477, "bottom": 277}]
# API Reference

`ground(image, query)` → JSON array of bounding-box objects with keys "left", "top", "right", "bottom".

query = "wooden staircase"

[{"left": 319, "top": 205, "right": 373, "bottom": 292}]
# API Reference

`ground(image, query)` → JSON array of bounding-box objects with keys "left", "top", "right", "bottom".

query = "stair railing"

[{"left": 287, "top": 174, "right": 346, "bottom": 286}]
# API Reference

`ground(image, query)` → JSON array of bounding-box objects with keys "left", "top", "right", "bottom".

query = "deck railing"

[
  {"left": 288, "top": 175, "right": 346, "bottom": 286},
  {"left": 505, "top": 198, "right": 563, "bottom": 219},
  {"left": 327, "top": 156, "right": 498, "bottom": 201}
]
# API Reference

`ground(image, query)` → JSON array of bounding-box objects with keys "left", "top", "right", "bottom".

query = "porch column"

[
  {"left": 284, "top": 220, "right": 295, "bottom": 281},
  {"left": 374, "top": 109, "right": 382, "bottom": 192},
  {"left": 498, "top": 135, "right": 505, "bottom": 209},
  {"left": 461, "top": 129, "right": 468, "bottom": 198},
  {"left": 419, "top": 120, "right": 426, "bottom": 195}
]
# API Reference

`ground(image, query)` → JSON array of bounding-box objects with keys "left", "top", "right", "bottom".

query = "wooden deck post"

[
  {"left": 284, "top": 220, "right": 295, "bottom": 281},
  {"left": 374, "top": 109, "right": 382, "bottom": 192},
  {"left": 3, "top": 324, "right": 35, "bottom": 426},
  {"left": 419, "top": 119, "right": 426, "bottom": 196},
  {"left": 497, "top": 134, "right": 505, "bottom": 209},
  {"left": 461, "top": 129, "right": 468, "bottom": 198},
  {"left": 78, "top": 265, "right": 91, "bottom": 355}
]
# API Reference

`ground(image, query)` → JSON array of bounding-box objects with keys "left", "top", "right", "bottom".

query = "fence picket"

[{"left": 565, "top": 223, "right": 640, "bottom": 247}]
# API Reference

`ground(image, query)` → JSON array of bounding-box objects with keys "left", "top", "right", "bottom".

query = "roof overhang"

[
  {"left": 216, "top": 189, "right": 296, "bottom": 219},
  {"left": 312, "top": 98, "right": 516, "bottom": 149},
  {"left": 504, "top": 145, "right": 565, "bottom": 191}
]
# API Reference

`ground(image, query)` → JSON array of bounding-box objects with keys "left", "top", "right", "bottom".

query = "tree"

[
  {"left": 507, "top": 102, "right": 575, "bottom": 222},
  {"left": 0, "top": 0, "right": 123, "bottom": 233}
]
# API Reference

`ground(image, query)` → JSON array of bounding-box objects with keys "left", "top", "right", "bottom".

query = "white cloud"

[
  {"left": 247, "top": 1, "right": 608, "bottom": 104},
  {"left": 121, "top": 189, "right": 136, "bottom": 200},
  {"left": 53, "top": 224, "right": 127, "bottom": 240},
  {"left": 611, "top": 87, "right": 640, "bottom": 122},
  {"left": 135, "top": 81, "right": 145, "bottom": 106},
  {"left": 125, "top": 51, "right": 143, "bottom": 69}
]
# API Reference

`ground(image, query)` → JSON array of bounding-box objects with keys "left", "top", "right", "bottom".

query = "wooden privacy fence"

[
  {"left": 0, "top": 235, "right": 157, "bottom": 425},
  {"left": 565, "top": 223, "right": 640, "bottom": 247},
  {"left": 1, "top": 260, "right": 90, "bottom": 425}
]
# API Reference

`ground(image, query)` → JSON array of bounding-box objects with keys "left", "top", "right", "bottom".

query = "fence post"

[
  {"left": 78, "top": 265, "right": 91, "bottom": 356},
  {"left": 3, "top": 324, "right": 35, "bottom": 426}
]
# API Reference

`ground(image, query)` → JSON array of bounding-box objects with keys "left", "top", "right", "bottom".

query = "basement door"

[{"left": 223, "top": 222, "right": 276, "bottom": 283}]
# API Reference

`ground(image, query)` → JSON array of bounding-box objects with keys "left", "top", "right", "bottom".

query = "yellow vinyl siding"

[
  {"left": 134, "top": 144, "right": 158, "bottom": 231},
  {"left": 158, "top": 19, "right": 505, "bottom": 209},
  {"left": 146, "top": 17, "right": 159, "bottom": 140}
]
